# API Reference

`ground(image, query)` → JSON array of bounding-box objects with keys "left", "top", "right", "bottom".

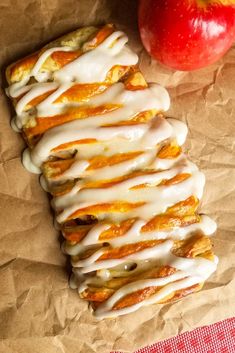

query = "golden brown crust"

[{"left": 157, "top": 143, "right": 182, "bottom": 159}]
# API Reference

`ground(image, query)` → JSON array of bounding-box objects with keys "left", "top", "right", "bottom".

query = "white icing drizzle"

[
  {"left": 7, "top": 77, "right": 32, "bottom": 98},
  {"left": 33, "top": 47, "right": 71, "bottom": 76},
  {"left": 6, "top": 28, "right": 218, "bottom": 319},
  {"left": 10, "top": 79, "right": 170, "bottom": 130},
  {"left": 39, "top": 174, "right": 49, "bottom": 192},
  {"left": 7, "top": 47, "right": 71, "bottom": 96},
  {"left": 22, "top": 149, "right": 41, "bottom": 174},
  {"left": 64, "top": 215, "right": 217, "bottom": 256},
  {"left": 58, "top": 152, "right": 153, "bottom": 181},
  {"left": 36, "top": 82, "right": 73, "bottom": 116},
  {"left": 151, "top": 153, "right": 185, "bottom": 170},
  {"left": 38, "top": 81, "right": 169, "bottom": 119},
  {"left": 15, "top": 82, "right": 59, "bottom": 116},
  {"left": 10, "top": 117, "right": 21, "bottom": 132},
  {"left": 54, "top": 31, "right": 138, "bottom": 83},
  {"left": 28, "top": 115, "right": 172, "bottom": 169},
  {"left": 75, "top": 240, "right": 174, "bottom": 273},
  {"left": 94, "top": 273, "right": 214, "bottom": 319},
  {"left": 53, "top": 160, "right": 202, "bottom": 223}
]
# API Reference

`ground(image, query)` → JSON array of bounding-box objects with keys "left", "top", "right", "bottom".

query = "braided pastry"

[{"left": 5, "top": 24, "right": 218, "bottom": 319}]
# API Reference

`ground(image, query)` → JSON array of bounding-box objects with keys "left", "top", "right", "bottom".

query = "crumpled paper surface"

[{"left": 0, "top": 1, "right": 234, "bottom": 352}]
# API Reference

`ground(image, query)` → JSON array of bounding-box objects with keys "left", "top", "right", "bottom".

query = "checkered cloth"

[{"left": 113, "top": 317, "right": 235, "bottom": 353}]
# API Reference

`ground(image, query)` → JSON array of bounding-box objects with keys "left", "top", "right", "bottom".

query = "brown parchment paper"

[{"left": 0, "top": 1, "right": 234, "bottom": 352}]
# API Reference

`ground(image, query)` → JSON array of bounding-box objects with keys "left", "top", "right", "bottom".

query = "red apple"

[{"left": 138, "top": 0, "right": 235, "bottom": 71}]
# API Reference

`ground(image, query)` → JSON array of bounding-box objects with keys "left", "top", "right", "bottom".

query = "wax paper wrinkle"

[{"left": 0, "top": 0, "right": 234, "bottom": 352}]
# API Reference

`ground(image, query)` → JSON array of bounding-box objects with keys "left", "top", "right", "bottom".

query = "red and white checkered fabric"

[{"left": 113, "top": 317, "right": 235, "bottom": 353}]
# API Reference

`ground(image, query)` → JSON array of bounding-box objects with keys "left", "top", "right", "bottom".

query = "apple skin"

[{"left": 138, "top": 0, "right": 235, "bottom": 70}]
